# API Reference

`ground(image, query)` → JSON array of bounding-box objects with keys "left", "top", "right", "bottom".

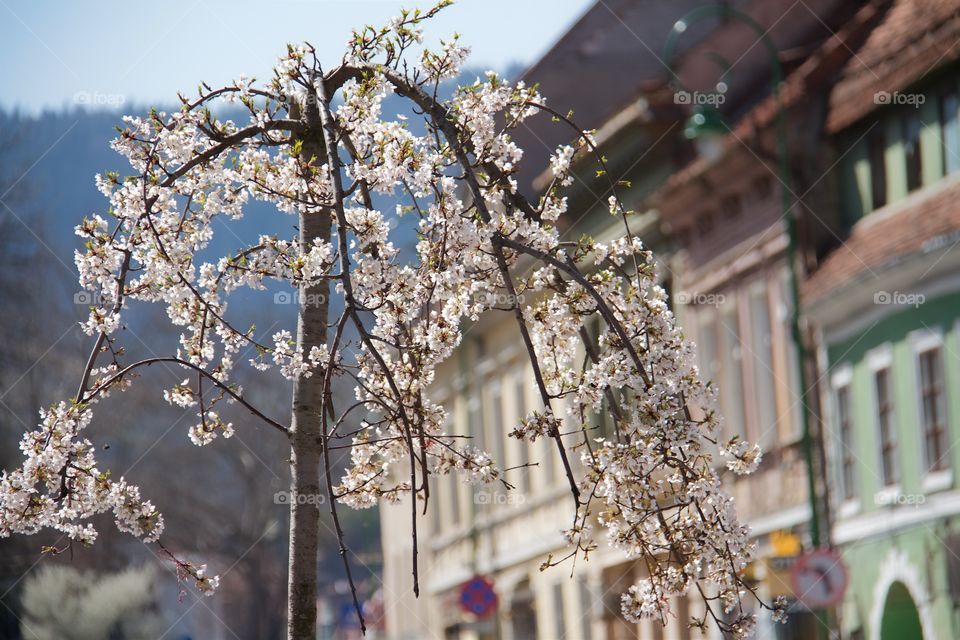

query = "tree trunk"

[{"left": 287, "top": 117, "right": 331, "bottom": 639}]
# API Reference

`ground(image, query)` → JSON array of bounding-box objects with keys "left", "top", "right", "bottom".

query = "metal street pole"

[{"left": 663, "top": 6, "right": 828, "bottom": 637}]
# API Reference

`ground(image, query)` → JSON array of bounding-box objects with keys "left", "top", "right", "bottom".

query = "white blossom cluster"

[
  {"left": 0, "top": 401, "right": 159, "bottom": 545},
  {"left": 0, "top": 3, "right": 779, "bottom": 632}
]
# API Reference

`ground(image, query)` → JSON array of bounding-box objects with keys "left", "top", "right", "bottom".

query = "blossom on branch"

[{"left": 0, "top": 3, "right": 772, "bottom": 633}]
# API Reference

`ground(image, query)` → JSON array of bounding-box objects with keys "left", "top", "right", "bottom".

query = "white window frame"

[
  {"left": 866, "top": 344, "right": 901, "bottom": 505},
  {"left": 830, "top": 364, "right": 859, "bottom": 519},
  {"left": 909, "top": 327, "right": 953, "bottom": 492}
]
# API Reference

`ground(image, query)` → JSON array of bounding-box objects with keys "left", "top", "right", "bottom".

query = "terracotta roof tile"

[
  {"left": 802, "top": 177, "right": 960, "bottom": 302},
  {"left": 826, "top": 0, "right": 960, "bottom": 132}
]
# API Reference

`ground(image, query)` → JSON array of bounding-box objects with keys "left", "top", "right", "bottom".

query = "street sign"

[
  {"left": 790, "top": 548, "right": 849, "bottom": 609},
  {"left": 459, "top": 575, "right": 498, "bottom": 618},
  {"left": 771, "top": 529, "right": 802, "bottom": 557}
]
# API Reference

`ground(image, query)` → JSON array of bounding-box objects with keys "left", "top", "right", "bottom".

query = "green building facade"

[
  {"left": 822, "top": 292, "right": 960, "bottom": 640},
  {"left": 807, "top": 53, "right": 960, "bottom": 640}
]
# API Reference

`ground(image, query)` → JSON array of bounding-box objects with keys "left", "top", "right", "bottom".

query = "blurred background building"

[
  {"left": 379, "top": 1, "right": 960, "bottom": 639},
  {"left": 807, "top": 1, "right": 960, "bottom": 638}
]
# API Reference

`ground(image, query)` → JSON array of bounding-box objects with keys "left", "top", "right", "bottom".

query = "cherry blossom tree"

[{"left": 0, "top": 3, "right": 786, "bottom": 638}]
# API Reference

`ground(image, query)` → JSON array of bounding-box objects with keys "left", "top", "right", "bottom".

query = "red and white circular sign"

[{"left": 790, "top": 548, "right": 848, "bottom": 609}]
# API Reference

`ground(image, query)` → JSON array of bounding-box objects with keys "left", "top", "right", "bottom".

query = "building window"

[
  {"left": 509, "top": 581, "right": 537, "bottom": 639},
  {"left": 468, "top": 392, "right": 484, "bottom": 452},
  {"left": 552, "top": 582, "right": 567, "bottom": 639},
  {"left": 468, "top": 390, "right": 486, "bottom": 511},
  {"left": 445, "top": 414, "right": 461, "bottom": 527},
  {"left": 836, "top": 384, "right": 856, "bottom": 501},
  {"left": 919, "top": 347, "right": 949, "bottom": 472},
  {"left": 844, "top": 83, "right": 960, "bottom": 217},
  {"left": 652, "top": 616, "right": 665, "bottom": 640},
  {"left": 874, "top": 367, "right": 898, "bottom": 486},
  {"left": 514, "top": 373, "right": 530, "bottom": 494},
  {"left": 675, "top": 596, "right": 690, "bottom": 640},
  {"left": 719, "top": 302, "right": 746, "bottom": 439},
  {"left": 587, "top": 315, "right": 614, "bottom": 439},
  {"left": 447, "top": 476, "right": 460, "bottom": 528},
  {"left": 697, "top": 312, "right": 720, "bottom": 389},
  {"left": 429, "top": 478, "right": 441, "bottom": 534},
  {"left": 694, "top": 310, "right": 722, "bottom": 456},
  {"left": 903, "top": 113, "right": 923, "bottom": 192},
  {"left": 541, "top": 436, "right": 556, "bottom": 488},
  {"left": 487, "top": 384, "right": 506, "bottom": 485},
  {"left": 747, "top": 282, "right": 777, "bottom": 445},
  {"left": 578, "top": 577, "right": 593, "bottom": 640},
  {"left": 867, "top": 125, "right": 887, "bottom": 210},
  {"left": 779, "top": 270, "right": 803, "bottom": 440},
  {"left": 941, "top": 89, "right": 960, "bottom": 174},
  {"left": 695, "top": 302, "right": 747, "bottom": 442}
]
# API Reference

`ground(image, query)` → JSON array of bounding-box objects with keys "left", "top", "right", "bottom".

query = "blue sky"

[{"left": 0, "top": 0, "right": 594, "bottom": 113}]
